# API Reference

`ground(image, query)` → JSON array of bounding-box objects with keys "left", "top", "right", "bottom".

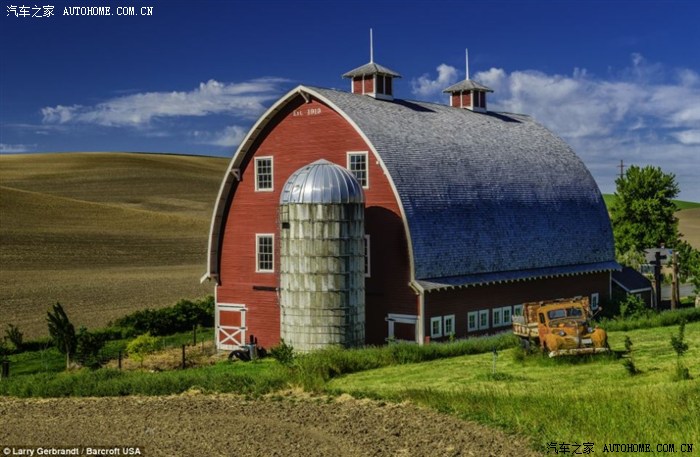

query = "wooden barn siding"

[
  {"left": 217, "top": 94, "right": 416, "bottom": 348},
  {"left": 424, "top": 272, "right": 610, "bottom": 340}
]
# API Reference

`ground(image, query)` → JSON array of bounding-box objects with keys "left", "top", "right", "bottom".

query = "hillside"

[{"left": 0, "top": 152, "right": 228, "bottom": 338}]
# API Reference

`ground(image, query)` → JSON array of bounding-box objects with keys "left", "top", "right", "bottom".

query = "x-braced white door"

[{"left": 217, "top": 304, "right": 247, "bottom": 350}]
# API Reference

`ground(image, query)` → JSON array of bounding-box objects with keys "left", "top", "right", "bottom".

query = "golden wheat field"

[
  {"left": 0, "top": 152, "right": 228, "bottom": 338},
  {"left": 1, "top": 152, "right": 698, "bottom": 339}
]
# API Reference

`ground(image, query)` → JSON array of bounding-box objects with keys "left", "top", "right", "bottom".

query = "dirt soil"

[{"left": 0, "top": 393, "right": 541, "bottom": 457}]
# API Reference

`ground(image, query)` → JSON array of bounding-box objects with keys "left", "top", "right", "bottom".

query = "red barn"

[{"left": 202, "top": 57, "right": 617, "bottom": 350}]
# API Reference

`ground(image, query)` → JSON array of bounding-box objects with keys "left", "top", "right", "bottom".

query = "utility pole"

[
  {"left": 651, "top": 250, "right": 667, "bottom": 310},
  {"left": 618, "top": 160, "right": 625, "bottom": 180},
  {"left": 671, "top": 250, "right": 679, "bottom": 310}
]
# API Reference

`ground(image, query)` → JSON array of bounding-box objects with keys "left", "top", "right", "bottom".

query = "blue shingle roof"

[{"left": 309, "top": 87, "right": 617, "bottom": 284}]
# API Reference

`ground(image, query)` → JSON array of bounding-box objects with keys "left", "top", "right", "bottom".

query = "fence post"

[
  {"left": 1, "top": 359, "right": 9, "bottom": 379},
  {"left": 118, "top": 350, "right": 122, "bottom": 370},
  {"left": 193, "top": 325, "right": 197, "bottom": 346},
  {"left": 181, "top": 344, "right": 186, "bottom": 369}
]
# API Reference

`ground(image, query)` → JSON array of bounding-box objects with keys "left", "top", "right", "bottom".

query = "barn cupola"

[
  {"left": 342, "top": 29, "right": 401, "bottom": 101},
  {"left": 443, "top": 49, "right": 493, "bottom": 112}
]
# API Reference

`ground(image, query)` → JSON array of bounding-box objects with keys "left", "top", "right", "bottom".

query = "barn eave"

[{"left": 418, "top": 261, "right": 621, "bottom": 293}]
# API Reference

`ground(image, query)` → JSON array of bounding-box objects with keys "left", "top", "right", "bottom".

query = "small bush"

[
  {"left": 622, "top": 336, "right": 640, "bottom": 376},
  {"left": 126, "top": 333, "right": 159, "bottom": 367},
  {"left": 75, "top": 327, "right": 107, "bottom": 369},
  {"left": 5, "top": 324, "right": 23, "bottom": 351},
  {"left": 618, "top": 294, "right": 650, "bottom": 320},
  {"left": 671, "top": 320, "right": 692, "bottom": 381},
  {"left": 269, "top": 339, "right": 295, "bottom": 366}
]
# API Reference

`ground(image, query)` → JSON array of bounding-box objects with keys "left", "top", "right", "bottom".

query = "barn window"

[
  {"left": 478, "top": 310, "right": 489, "bottom": 330},
  {"left": 467, "top": 311, "right": 478, "bottom": 332},
  {"left": 255, "top": 157, "right": 273, "bottom": 191},
  {"left": 502, "top": 306, "right": 512, "bottom": 326},
  {"left": 513, "top": 304, "right": 524, "bottom": 317},
  {"left": 364, "top": 235, "right": 371, "bottom": 278},
  {"left": 430, "top": 316, "right": 442, "bottom": 338},
  {"left": 590, "top": 293, "right": 600, "bottom": 311},
  {"left": 443, "top": 315, "right": 455, "bottom": 337},
  {"left": 256, "top": 234, "right": 274, "bottom": 272},
  {"left": 347, "top": 152, "right": 368, "bottom": 188},
  {"left": 492, "top": 308, "right": 502, "bottom": 327}
]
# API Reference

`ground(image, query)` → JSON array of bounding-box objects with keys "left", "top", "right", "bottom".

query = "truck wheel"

[{"left": 520, "top": 338, "right": 531, "bottom": 351}]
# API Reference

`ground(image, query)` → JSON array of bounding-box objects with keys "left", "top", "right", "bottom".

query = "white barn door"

[{"left": 217, "top": 304, "right": 247, "bottom": 350}]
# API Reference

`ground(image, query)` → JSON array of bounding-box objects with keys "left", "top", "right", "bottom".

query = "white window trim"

[
  {"left": 591, "top": 292, "right": 600, "bottom": 311},
  {"left": 255, "top": 233, "right": 274, "bottom": 273},
  {"left": 513, "top": 304, "right": 524, "bottom": 317},
  {"left": 364, "top": 234, "right": 371, "bottom": 278},
  {"left": 502, "top": 306, "right": 512, "bottom": 326},
  {"left": 430, "top": 316, "right": 442, "bottom": 339},
  {"left": 254, "top": 156, "right": 274, "bottom": 192},
  {"left": 492, "top": 308, "right": 503, "bottom": 328},
  {"left": 443, "top": 314, "right": 455, "bottom": 337},
  {"left": 467, "top": 311, "right": 478, "bottom": 332},
  {"left": 478, "top": 309, "right": 489, "bottom": 330},
  {"left": 347, "top": 151, "right": 369, "bottom": 189}
]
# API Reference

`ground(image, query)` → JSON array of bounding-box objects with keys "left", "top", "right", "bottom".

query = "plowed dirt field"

[{"left": 0, "top": 393, "right": 541, "bottom": 457}]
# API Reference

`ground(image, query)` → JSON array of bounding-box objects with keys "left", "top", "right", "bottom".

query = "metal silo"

[{"left": 279, "top": 159, "right": 365, "bottom": 351}]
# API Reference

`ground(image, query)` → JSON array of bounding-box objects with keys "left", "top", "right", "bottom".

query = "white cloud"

[
  {"left": 0, "top": 143, "right": 35, "bottom": 153},
  {"left": 41, "top": 78, "right": 288, "bottom": 127},
  {"left": 411, "top": 64, "right": 459, "bottom": 99},
  {"left": 465, "top": 54, "right": 700, "bottom": 201},
  {"left": 192, "top": 125, "right": 248, "bottom": 148},
  {"left": 673, "top": 130, "right": 700, "bottom": 145}
]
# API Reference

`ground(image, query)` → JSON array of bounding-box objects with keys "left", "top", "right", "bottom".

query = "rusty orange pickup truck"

[{"left": 512, "top": 297, "right": 609, "bottom": 357}]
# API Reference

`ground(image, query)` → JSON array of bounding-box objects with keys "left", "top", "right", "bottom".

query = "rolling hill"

[
  {"left": 2, "top": 154, "right": 698, "bottom": 339},
  {"left": 0, "top": 152, "right": 228, "bottom": 338}
]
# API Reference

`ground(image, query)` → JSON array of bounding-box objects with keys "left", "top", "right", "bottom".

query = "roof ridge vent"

[
  {"left": 342, "top": 29, "right": 401, "bottom": 101},
  {"left": 443, "top": 49, "right": 493, "bottom": 112}
]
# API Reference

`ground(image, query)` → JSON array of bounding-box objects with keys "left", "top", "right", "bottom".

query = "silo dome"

[{"left": 280, "top": 159, "right": 364, "bottom": 205}]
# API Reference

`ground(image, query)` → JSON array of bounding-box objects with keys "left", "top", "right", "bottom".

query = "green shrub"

[
  {"left": 269, "top": 339, "right": 295, "bottom": 366},
  {"left": 618, "top": 294, "right": 650, "bottom": 319},
  {"left": 622, "top": 336, "right": 640, "bottom": 376},
  {"left": 111, "top": 296, "right": 214, "bottom": 336},
  {"left": 5, "top": 324, "right": 23, "bottom": 351},
  {"left": 75, "top": 327, "right": 107, "bottom": 369},
  {"left": 671, "top": 320, "right": 691, "bottom": 381},
  {"left": 126, "top": 333, "right": 159, "bottom": 367}
]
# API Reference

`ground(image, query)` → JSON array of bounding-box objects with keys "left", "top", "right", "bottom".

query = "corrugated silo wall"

[{"left": 280, "top": 202, "right": 365, "bottom": 351}]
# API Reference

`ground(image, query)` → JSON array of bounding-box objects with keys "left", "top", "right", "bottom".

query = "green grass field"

[
  {"left": 0, "top": 152, "right": 228, "bottom": 338},
  {"left": 602, "top": 194, "right": 700, "bottom": 211},
  {"left": 328, "top": 323, "right": 700, "bottom": 455}
]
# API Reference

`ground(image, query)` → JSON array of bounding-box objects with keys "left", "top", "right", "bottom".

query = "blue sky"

[{"left": 2, "top": 0, "right": 699, "bottom": 200}]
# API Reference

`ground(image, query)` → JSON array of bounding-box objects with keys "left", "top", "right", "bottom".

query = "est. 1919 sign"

[{"left": 293, "top": 107, "right": 322, "bottom": 117}]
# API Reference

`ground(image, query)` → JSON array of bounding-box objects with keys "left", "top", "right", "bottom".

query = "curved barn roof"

[
  {"left": 280, "top": 159, "right": 364, "bottom": 205},
  {"left": 308, "top": 87, "right": 616, "bottom": 286},
  {"left": 204, "top": 85, "right": 617, "bottom": 288}
]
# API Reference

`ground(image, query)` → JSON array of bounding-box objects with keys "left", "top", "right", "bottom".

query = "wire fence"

[{"left": 0, "top": 326, "right": 217, "bottom": 378}]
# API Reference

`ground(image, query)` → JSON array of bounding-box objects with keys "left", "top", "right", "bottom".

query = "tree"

[
  {"left": 47, "top": 302, "right": 77, "bottom": 370},
  {"left": 610, "top": 165, "right": 680, "bottom": 255},
  {"left": 75, "top": 327, "right": 106, "bottom": 369},
  {"left": 675, "top": 240, "right": 700, "bottom": 294}
]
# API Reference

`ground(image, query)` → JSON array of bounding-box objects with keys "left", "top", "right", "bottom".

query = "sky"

[{"left": 2, "top": 0, "right": 699, "bottom": 200}]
